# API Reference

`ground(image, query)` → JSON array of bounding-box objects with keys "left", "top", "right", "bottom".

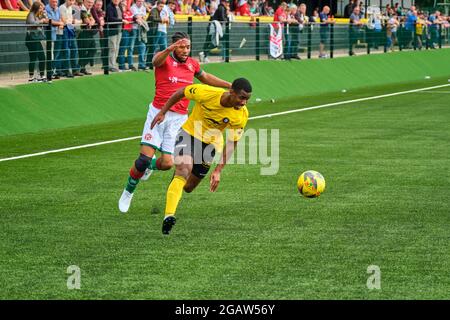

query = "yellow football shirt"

[{"left": 182, "top": 84, "right": 249, "bottom": 151}]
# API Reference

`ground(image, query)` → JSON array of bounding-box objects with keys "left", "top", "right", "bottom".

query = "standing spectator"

[
  {"left": 415, "top": 11, "right": 427, "bottom": 50},
  {"left": 209, "top": 0, "right": 219, "bottom": 16},
  {"left": 343, "top": 0, "right": 356, "bottom": 19},
  {"left": 349, "top": 6, "right": 363, "bottom": 56},
  {"left": 45, "top": 0, "right": 64, "bottom": 79},
  {"left": 285, "top": 4, "right": 299, "bottom": 60},
  {"left": 106, "top": 0, "right": 129, "bottom": 72},
  {"left": 25, "top": 1, "right": 48, "bottom": 82},
  {"left": 60, "top": 0, "right": 82, "bottom": 77},
  {"left": 131, "top": 0, "right": 148, "bottom": 71},
  {"left": 79, "top": 0, "right": 96, "bottom": 75},
  {"left": 386, "top": 11, "right": 399, "bottom": 52},
  {"left": 199, "top": 0, "right": 228, "bottom": 63},
  {"left": 92, "top": 0, "right": 107, "bottom": 72},
  {"left": 118, "top": 0, "right": 134, "bottom": 71},
  {"left": 403, "top": 6, "right": 417, "bottom": 49},
  {"left": 428, "top": 10, "right": 442, "bottom": 49},
  {"left": 146, "top": 0, "right": 169, "bottom": 69},
  {"left": 318, "top": 5, "right": 334, "bottom": 58},
  {"left": 293, "top": 2, "right": 308, "bottom": 59}
]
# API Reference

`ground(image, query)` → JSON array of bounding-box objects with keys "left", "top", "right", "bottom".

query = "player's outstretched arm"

[
  {"left": 210, "top": 140, "right": 238, "bottom": 192},
  {"left": 150, "top": 88, "right": 186, "bottom": 129},
  {"left": 197, "top": 72, "right": 232, "bottom": 89}
]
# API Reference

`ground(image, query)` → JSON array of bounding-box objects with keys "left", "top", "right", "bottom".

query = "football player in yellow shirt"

[{"left": 151, "top": 78, "right": 252, "bottom": 235}]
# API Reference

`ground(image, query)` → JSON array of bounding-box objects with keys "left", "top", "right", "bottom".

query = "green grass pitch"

[{"left": 1, "top": 77, "right": 449, "bottom": 299}]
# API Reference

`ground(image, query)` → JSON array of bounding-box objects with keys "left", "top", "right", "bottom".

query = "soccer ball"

[{"left": 297, "top": 170, "right": 326, "bottom": 198}]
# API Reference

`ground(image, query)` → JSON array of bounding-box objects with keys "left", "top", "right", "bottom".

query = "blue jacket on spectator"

[{"left": 45, "top": 4, "right": 61, "bottom": 41}]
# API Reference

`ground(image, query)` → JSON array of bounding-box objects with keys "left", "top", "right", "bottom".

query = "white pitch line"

[{"left": 1, "top": 83, "right": 449, "bottom": 163}]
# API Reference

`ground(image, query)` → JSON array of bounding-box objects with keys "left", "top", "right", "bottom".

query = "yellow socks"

[{"left": 165, "top": 175, "right": 186, "bottom": 217}]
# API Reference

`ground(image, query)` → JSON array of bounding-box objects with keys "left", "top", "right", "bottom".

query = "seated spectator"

[
  {"left": 192, "top": 0, "right": 207, "bottom": 16},
  {"left": 258, "top": 0, "right": 273, "bottom": 16},
  {"left": 25, "top": 1, "right": 48, "bottom": 82},
  {"left": 236, "top": 0, "right": 250, "bottom": 16},
  {"left": 180, "top": 0, "right": 192, "bottom": 14},
  {"left": 249, "top": 0, "right": 260, "bottom": 16},
  {"left": 0, "top": 0, "right": 29, "bottom": 11}
]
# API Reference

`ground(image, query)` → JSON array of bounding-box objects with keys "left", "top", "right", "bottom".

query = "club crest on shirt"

[
  {"left": 172, "top": 61, "right": 178, "bottom": 67},
  {"left": 187, "top": 63, "right": 194, "bottom": 72},
  {"left": 144, "top": 133, "right": 152, "bottom": 141}
]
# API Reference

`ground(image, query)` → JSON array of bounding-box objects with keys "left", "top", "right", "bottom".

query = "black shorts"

[{"left": 174, "top": 129, "right": 216, "bottom": 179}]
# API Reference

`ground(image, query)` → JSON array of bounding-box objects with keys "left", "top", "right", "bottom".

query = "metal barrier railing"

[{"left": 0, "top": 19, "right": 448, "bottom": 82}]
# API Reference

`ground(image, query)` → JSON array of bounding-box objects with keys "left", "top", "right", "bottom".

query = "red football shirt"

[
  {"left": 274, "top": 7, "right": 287, "bottom": 22},
  {"left": 152, "top": 54, "right": 202, "bottom": 115}
]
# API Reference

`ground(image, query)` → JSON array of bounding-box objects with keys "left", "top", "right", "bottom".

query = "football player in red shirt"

[{"left": 119, "top": 32, "right": 231, "bottom": 213}]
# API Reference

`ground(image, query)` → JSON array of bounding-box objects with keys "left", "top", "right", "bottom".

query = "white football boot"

[{"left": 118, "top": 189, "right": 134, "bottom": 213}]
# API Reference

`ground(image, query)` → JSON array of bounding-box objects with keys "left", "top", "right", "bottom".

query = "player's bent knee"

[{"left": 135, "top": 153, "right": 151, "bottom": 172}]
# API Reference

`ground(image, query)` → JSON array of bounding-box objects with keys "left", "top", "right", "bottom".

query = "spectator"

[
  {"left": 415, "top": 11, "right": 427, "bottom": 50},
  {"left": 293, "top": 3, "right": 308, "bottom": 58},
  {"left": 349, "top": 6, "right": 363, "bottom": 56},
  {"left": 236, "top": 0, "right": 249, "bottom": 16},
  {"left": 428, "top": 10, "right": 442, "bottom": 49},
  {"left": 180, "top": 0, "right": 191, "bottom": 14},
  {"left": 192, "top": 0, "right": 207, "bottom": 16},
  {"left": 386, "top": 12, "right": 399, "bottom": 52},
  {"left": 118, "top": 0, "right": 134, "bottom": 71},
  {"left": 25, "top": 1, "right": 48, "bottom": 82},
  {"left": 131, "top": 0, "right": 148, "bottom": 70},
  {"left": 91, "top": 0, "right": 108, "bottom": 72},
  {"left": 146, "top": 0, "right": 169, "bottom": 69},
  {"left": 45, "top": 0, "right": 64, "bottom": 79},
  {"left": 79, "top": 0, "right": 96, "bottom": 75},
  {"left": 249, "top": 0, "right": 260, "bottom": 16},
  {"left": 318, "top": 5, "right": 334, "bottom": 58},
  {"left": 143, "top": 0, "right": 152, "bottom": 12},
  {"left": 60, "top": 0, "right": 83, "bottom": 77},
  {"left": 403, "top": 6, "right": 417, "bottom": 49},
  {"left": 0, "top": 0, "right": 29, "bottom": 11},
  {"left": 209, "top": 0, "right": 219, "bottom": 16},
  {"left": 199, "top": 0, "right": 228, "bottom": 63},
  {"left": 343, "top": 0, "right": 356, "bottom": 19},
  {"left": 285, "top": 4, "right": 299, "bottom": 60},
  {"left": 106, "top": 0, "right": 129, "bottom": 72},
  {"left": 258, "top": 0, "right": 273, "bottom": 16},
  {"left": 367, "top": 11, "right": 382, "bottom": 50}
]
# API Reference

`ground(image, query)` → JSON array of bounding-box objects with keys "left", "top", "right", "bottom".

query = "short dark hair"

[
  {"left": 171, "top": 32, "right": 189, "bottom": 44},
  {"left": 232, "top": 78, "right": 252, "bottom": 93}
]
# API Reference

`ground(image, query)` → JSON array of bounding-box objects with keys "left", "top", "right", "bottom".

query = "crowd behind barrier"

[{"left": 0, "top": 0, "right": 448, "bottom": 83}]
